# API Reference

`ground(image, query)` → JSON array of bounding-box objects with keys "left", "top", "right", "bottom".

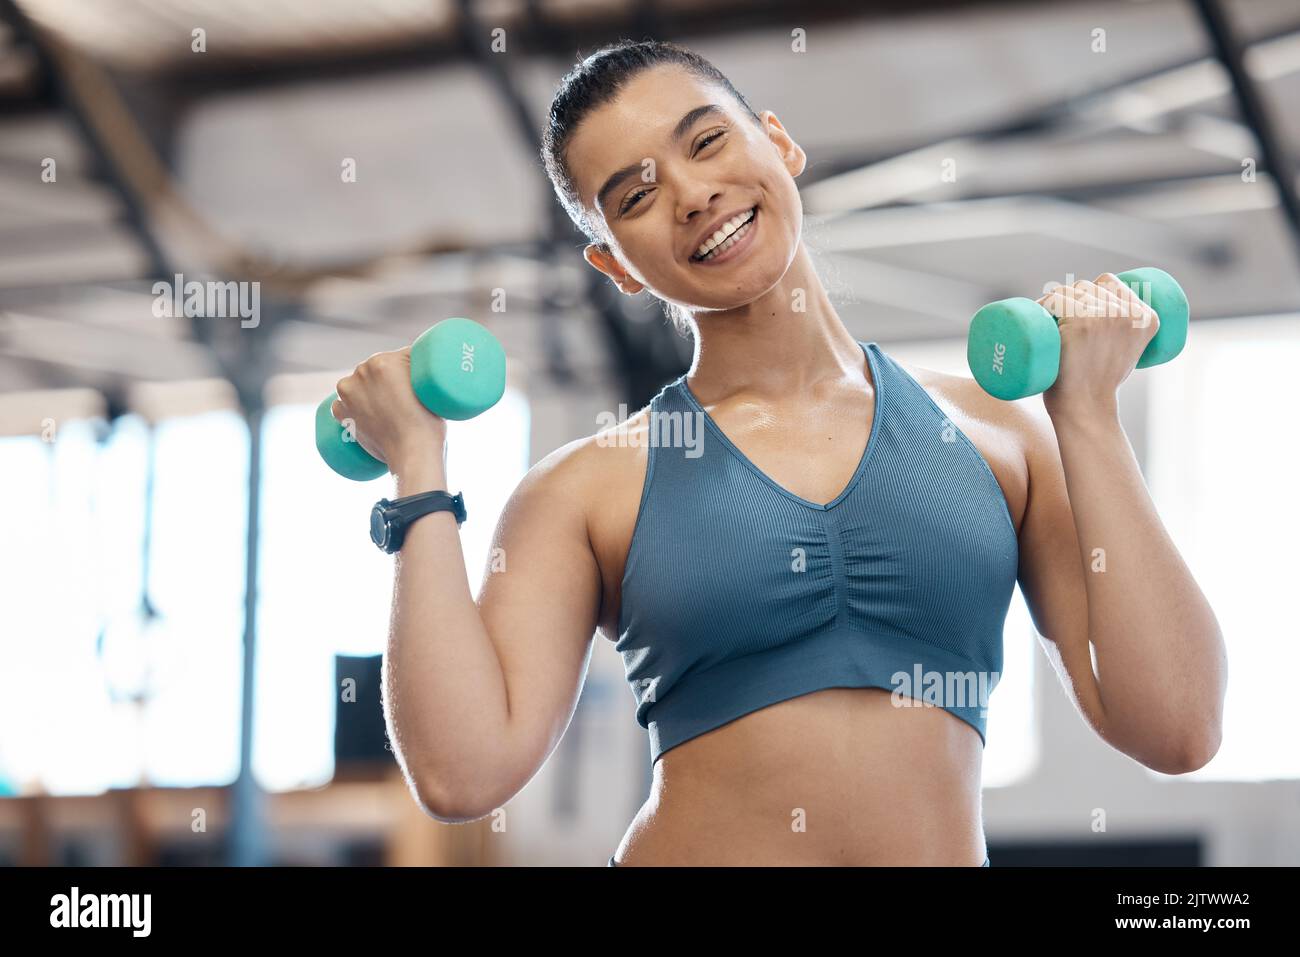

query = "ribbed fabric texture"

[{"left": 616, "top": 340, "right": 1019, "bottom": 767}]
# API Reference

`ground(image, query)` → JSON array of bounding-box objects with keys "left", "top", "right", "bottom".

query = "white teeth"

[
  {"left": 699, "top": 219, "right": 750, "bottom": 260},
  {"left": 694, "top": 208, "right": 756, "bottom": 260}
]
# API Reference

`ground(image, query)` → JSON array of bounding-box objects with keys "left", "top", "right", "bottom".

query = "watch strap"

[
  {"left": 390, "top": 489, "right": 466, "bottom": 526},
  {"left": 373, "top": 490, "right": 466, "bottom": 553}
]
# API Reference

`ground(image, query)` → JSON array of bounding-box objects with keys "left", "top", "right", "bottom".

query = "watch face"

[{"left": 370, "top": 506, "right": 388, "bottom": 548}]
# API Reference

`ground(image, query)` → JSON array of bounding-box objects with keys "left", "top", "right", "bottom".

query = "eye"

[
  {"left": 619, "top": 188, "right": 651, "bottom": 214},
  {"left": 694, "top": 129, "right": 727, "bottom": 155}
]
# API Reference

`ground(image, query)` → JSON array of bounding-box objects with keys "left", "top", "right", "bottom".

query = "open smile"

[{"left": 690, "top": 206, "right": 759, "bottom": 266}]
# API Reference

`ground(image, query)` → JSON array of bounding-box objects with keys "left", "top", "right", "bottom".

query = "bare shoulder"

[
  {"left": 891, "top": 355, "right": 1053, "bottom": 457},
  {"left": 552, "top": 401, "right": 654, "bottom": 492},
  {"left": 513, "top": 400, "right": 653, "bottom": 543},
  {"left": 506, "top": 400, "right": 650, "bottom": 520},
  {"left": 575, "top": 403, "right": 656, "bottom": 538},
  {"left": 534, "top": 402, "right": 654, "bottom": 635}
]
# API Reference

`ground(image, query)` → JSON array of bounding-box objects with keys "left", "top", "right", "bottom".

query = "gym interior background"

[{"left": 1, "top": 0, "right": 1297, "bottom": 867}]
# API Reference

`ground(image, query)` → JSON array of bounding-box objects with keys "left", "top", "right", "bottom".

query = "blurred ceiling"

[{"left": 0, "top": 0, "right": 1298, "bottom": 421}]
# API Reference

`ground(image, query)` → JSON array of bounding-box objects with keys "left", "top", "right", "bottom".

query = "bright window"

[
  {"left": 0, "top": 389, "right": 530, "bottom": 795},
  {"left": 254, "top": 390, "right": 530, "bottom": 790},
  {"left": 0, "top": 411, "right": 246, "bottom": 794}
]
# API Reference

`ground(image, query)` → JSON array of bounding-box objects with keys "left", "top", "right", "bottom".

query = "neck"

[{"left": 684, "top": 243, "right": 867, "bottom": 404}]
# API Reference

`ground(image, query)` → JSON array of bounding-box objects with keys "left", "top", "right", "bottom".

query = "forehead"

[{"left": 567, "top": 65, "right": 728, "bottom": 210}]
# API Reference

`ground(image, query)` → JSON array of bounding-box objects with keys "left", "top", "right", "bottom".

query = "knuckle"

[{"left": 359, "top": 350, "right": 401, "bottom": 375}]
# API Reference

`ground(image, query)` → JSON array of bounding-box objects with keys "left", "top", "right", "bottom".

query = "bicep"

[
  {"left": 475, "top": 445, "right": 604, "bottom": 781},
  {"left": 1013, "top": 400, "right": 1106, "bottom": 735}
]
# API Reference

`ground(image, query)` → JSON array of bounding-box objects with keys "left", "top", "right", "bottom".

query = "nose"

[{"left": 677, "top": 186, "right": 723, "bottom": 227}]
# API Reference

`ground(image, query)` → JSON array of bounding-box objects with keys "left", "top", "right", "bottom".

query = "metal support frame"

[
  {"left": 1, "top": 0, "right": 271, "bottom": 865},
  {"left": 1191, "top": 0, "right": 1300, "bottom": 267},
  {"left": 454, "top": 0, "right": 685, "bottom": 406},
  {"left": 798, "top": 19, "right": 1300, "bottom": 201}
]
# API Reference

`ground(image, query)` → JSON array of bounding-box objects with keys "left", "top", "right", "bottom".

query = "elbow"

[
  {"left": 1150, "top": 725, "right": 1222, "bottom": 775},
  {"left": 411, "top": 764, "right": 508, "bottom": 824},
  {"left": 412, "top": 777, "right": 456, "bottom": 822},
  {"left": 1179, "top": 725, "right": 1223, "bottom": 773},
  {"left": 413, "top": 776, "right": 492, "bottom": 824}
]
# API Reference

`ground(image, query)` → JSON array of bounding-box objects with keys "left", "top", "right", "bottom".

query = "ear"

[
  {"left": 759, "top": 110, "right": 806, "bottom": 178},
  {"left": 584, "top": 243, "right": 645, "bottom": 295}
]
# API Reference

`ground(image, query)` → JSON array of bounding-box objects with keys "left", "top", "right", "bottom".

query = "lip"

[
  {"left": 690, "top": 207, "right": 759, "bottom": 267},
  {"left": 689, "top": 206, "right": 757, "bottom": 262}
]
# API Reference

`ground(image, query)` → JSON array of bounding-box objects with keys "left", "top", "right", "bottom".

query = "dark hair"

[{"left": 540, "top": 39, "right": 762, "bottom": 336}]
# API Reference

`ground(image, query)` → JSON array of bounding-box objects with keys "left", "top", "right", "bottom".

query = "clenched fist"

[
  {"left": 331, "top": 346, "right": 448, "bottom": 469},
  {"left": 1035, "top": 272, "right": 1160, "bottom": 421}
]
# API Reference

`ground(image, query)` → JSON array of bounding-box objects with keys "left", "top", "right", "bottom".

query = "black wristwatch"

[{"left": 370, "top": 490, "right": 466, "bottom": 553}]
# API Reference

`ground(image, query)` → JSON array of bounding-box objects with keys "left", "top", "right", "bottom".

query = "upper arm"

[
  {"left": 474, "top": 437, "right": 605, "bottom": 798},
  {"left": 1010, "top": 397, "right": 1107, "bottom": 737}
]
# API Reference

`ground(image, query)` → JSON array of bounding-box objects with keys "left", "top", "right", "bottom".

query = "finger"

[
  {"left": 1098, "top": 272, "right": 1159, "bottom": 328},
  {"left": 1042, "top": 286, "right": 1105, "bottom": 321},
  {"left": 1036, "top": 278, "right": 1091, "bottom": 309},
  {"left": 1093, "top": 271, "right": 1138, "bottom": 305},
  {"left": 1040, "top": 286, "right": 1094, "bottom": 320},
  {"left": 1035, "top": 281, "right": 1066, "bottom": 307},
  {"left": 359, "top": 349, "right": 407, "bottom": 377},
  {"left": 334, "top": 375, "right": 355, "bottom": 408},
  {"left": 1091, "top": 274, "right": 1141, "bottom": 317},
  {"left": 1073, "top": 291, "right": 1109, "bottom": 319},
  {"left": 1037, "top": 288, "right": 1070, "bottom": 318},
  {"left": 331, "top": 398, "right": 345, "bottom": 422}
]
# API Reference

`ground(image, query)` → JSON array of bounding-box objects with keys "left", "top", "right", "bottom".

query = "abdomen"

[{"left": 615, "top": 686, "right": 987, "bottom": 866}]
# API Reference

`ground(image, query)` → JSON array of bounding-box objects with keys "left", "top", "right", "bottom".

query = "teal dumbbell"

[
  {"left": 315, "top": 317, "right": 506, "bottom": 480},
  {"left": 967, "top": 266, "right": 1189, "bottom": 400}
]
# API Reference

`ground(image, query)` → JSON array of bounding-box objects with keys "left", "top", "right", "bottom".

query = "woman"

[{"left": 331, "top": 40, "right": 1227, "bottom": 866}]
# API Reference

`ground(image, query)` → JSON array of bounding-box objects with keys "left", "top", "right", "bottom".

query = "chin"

[{"left": 696, "top": 260, "right": 789, "bottom": 312}]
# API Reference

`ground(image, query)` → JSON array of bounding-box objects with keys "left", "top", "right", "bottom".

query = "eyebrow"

[{"left": 594, "top": 103, "right": 727, "bottom": 213}]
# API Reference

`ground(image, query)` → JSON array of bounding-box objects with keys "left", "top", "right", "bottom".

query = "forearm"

[
  {"left": 1050, "top": 403, "right": 1226, "bottom": 765},
  {"left": 383, "top": 449, "right": 512, "bottom": 816}
]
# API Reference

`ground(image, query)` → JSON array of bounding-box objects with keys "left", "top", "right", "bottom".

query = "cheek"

[
  {"left": 622, "top": 230, "right": 666, "bottom": 284},
  {"left": 768, "top": 173, "right": 801, "bottom": 225}
]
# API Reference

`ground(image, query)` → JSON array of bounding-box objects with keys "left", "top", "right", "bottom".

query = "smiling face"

[{"left": 567, "top": 65, "right": 807, "bottom": 315}]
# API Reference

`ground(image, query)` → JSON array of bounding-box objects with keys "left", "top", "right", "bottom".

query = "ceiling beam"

[{"left": 1191, "top": 0, "right": 1300, "bottom": 267}]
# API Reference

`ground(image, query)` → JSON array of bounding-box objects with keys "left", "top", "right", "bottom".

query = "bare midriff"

[{"left": 611, "top": 686, "right": 988, "bottom": 866}]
